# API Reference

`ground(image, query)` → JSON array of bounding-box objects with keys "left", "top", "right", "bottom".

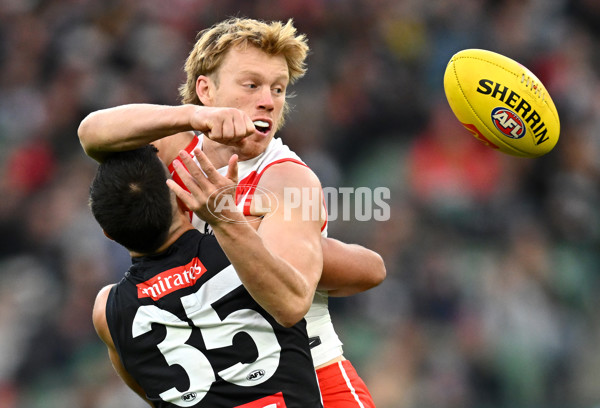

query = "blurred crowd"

[{"left": 2, "top": 0, "right": 600, "bottom": 407}]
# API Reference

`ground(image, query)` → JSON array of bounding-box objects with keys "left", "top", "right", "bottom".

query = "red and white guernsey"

[{"left": 169, "top": 134, "right": 344, "bottom": 367}]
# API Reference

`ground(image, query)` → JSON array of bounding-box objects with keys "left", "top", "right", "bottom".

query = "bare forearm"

[
  {"left": 168, "top": 149, "right": 320, "bottom": 327},
  {"left": 318, "top": 237, "right": 386, "bottom": 296},
  {"left": 211, "top": 221, "right": 314, "bottom": 327},
  {"left": 78, "top": 104, "right": 196, "bottom": 161}
]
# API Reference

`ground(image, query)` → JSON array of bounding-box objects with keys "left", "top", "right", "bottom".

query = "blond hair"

[{"left": 179, "top": 17, "right": 309, "bottom": 112}]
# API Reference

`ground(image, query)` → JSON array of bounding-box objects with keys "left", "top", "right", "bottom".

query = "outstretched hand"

[{"left": 167, "top": 148, "right": 243, "bottom": 225}]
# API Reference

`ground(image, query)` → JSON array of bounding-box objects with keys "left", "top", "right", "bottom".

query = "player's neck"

[{"left": 129, "top": 219, "right": 194, "bottom": 258}]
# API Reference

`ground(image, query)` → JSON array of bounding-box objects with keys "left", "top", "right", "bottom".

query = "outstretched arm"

[
  {"left": 78, "top": 104, "right": 197, "bottom": 162},
  {"left": 78, "top": 103, "right": 255, "bottom": 162},
  {"left": 319, "top": 237, "right": 386, "bottom": 297}
]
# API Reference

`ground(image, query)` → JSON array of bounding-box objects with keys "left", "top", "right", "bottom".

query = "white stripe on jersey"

[{"left": 338, "top": 361, "right": 366, "bottom": 408}]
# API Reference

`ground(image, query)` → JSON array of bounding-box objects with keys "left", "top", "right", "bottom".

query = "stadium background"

[{"left": 1, "top": 0, "right": 600, "bottom": 407}]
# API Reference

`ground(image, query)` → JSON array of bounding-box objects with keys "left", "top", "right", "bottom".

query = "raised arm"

[
  {"left": 78, "top": 104, "right": 196, "bottom": 162},
  {"left": 78, "top": 103, "right": 255, "bottom": 162},
  {"left": 319, "top": 237, "right": 386, "bottom": 297}
]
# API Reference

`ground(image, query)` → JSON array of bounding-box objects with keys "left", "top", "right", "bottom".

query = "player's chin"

[
  {"left": 249, "top": 130, "right": 274, "bottom": 145},
  {"left": 240, "top": 137, "right": 271, "bottom": 159}
]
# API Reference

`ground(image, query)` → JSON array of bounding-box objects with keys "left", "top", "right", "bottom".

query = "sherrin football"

[{"left": 443, "top": 48, "right": 560, "bottom": 158}]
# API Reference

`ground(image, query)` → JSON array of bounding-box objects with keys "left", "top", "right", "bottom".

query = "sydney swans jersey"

[
  {"left": 105, "top": 230, "right": 323, "bottom": 407},
  {"left": 169, "top": 135, "right": 344, "bottom": 367}
]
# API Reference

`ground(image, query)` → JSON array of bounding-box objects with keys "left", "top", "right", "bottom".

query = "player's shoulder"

[
  {"left": 92, "top": 284, "right": 115, "bottom": 343},
  {"left": 154, "top": 130, "right": 196, "bottom": 165},
  {"left": 94, "top": 284, "right": 114, "bottom": 309},
  {"left": 259, "top": 160, "right": 321, "bottom": 191}
]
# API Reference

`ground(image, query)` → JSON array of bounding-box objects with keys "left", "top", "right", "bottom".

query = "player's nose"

[{"left": 256, "top": 87, "right": 275, "bottom": 111}]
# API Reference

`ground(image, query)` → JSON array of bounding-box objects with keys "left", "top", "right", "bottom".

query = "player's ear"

[{"left": 196, "top": 75, "right": 213, "bottom": 105}]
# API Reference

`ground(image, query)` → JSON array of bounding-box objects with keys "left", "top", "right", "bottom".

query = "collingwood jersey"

[
  {"left": 105, "top": 229, "right": 323, "bottom": 407},
  {"left": 169, "top": 135, "right": 344, "bottom": 367}
]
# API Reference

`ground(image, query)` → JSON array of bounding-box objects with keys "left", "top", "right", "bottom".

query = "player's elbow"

[
  {"left": 346, "top": 252, "right": 387, "bottom": 293},
  {"left": 77, "top": 114, "right": 93, "bottom": 149},
  {"left": 367, "top": 253, "right": 386, "bottom": 289},
  {"left": 276, "top": 315, "right": 303, "bottom": 328},
  {"left": 274, "top": 297, "right": 312, "bottom": 328},
  {"left": 78, "top": 113, "right": 105, "bottom": 161},
  {"left": 349, "top": 253, "right": 387, "bottom": 294}
]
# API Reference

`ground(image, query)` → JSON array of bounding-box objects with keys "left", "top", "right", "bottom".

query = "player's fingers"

[
  {"left": 222, "top": 116, "right": 236, "bottom": 141},
  {"left": 166, "top": 178, "right": 196, "bottom": 210},
  {"left": 177, "top": 150, "right": 205, "bottom": 180},
  {"left": 236, "top": 110, "right": 257, "bottom": 139},
  {"left": 219, "top": 111, "right": 246, "bottom": 143},
  {"left": 226, "top": 154, "right": 239, "bottom": 185},
  {"left": 205, "top": 117, "right": 223, "bottom": 141},
  {"left": 231, "top": 111, "right": 244, "bottom": 137},
  {"left": 173, "top": 152, "right": 210, "bottom": 193},
  {"left": 232, "top": 111, "right": 252, "bottom": 139},
  {"left": 245, "top": 115, "right": 256, "bottom": 135},
  {"left": 205, "top": 109, "right": 254, "bottom": 144},
  {"left": 192, "top": 148, "right": 223, "bottom": 184}
]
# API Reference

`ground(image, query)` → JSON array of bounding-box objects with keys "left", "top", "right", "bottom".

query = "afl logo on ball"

[{"left": 491, "top": 107, "right": 526, "bottom": 139}]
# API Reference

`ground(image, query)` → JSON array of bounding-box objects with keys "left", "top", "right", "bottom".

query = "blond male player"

[{"left": 80, "top": 18, "right": 384, "bottom": 407}]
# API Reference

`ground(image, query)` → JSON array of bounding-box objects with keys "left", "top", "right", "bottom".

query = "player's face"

[{"left": 211, "top": 45, "right": 289, "bottom": 159}]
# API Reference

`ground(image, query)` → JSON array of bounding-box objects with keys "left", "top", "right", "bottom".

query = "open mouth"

[{"left": 253, "top": 120, "right": 271, "bottom": 134}]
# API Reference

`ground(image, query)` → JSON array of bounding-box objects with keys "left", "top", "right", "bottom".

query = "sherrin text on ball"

[{"left": 443, "top": 48, "right": 560, "bottom": 158}]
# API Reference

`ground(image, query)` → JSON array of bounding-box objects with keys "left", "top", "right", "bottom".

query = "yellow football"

[{"left": 443, "top": 48, "right": 560, "bottom": 158}]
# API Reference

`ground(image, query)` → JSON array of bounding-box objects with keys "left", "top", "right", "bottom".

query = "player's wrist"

[
  {"left": 206, "top": 208, "right": 246, "bottom": 226},
  {"left": 186, "top": 104, "right": 210, "bottom": 132},
  {"left": 209, "top": 215, "right": 255, "bottom": 241}
]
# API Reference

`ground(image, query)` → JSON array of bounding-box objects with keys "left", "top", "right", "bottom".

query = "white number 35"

[{"left": 132, "top": 265, "right": 281, "bottom": 406}]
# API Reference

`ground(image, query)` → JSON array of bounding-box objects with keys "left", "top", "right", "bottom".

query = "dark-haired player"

[{"left": 90, "top": 145, "right": 323, "bottom": 407}]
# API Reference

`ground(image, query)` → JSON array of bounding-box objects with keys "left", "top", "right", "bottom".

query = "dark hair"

[{"left": 89, "top": 145, "right": 172, "bottom": 254}]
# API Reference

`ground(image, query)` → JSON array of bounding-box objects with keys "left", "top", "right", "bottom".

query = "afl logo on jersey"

[
  {"left": 491, "top": 107, "right": 526, "bottom": 139},
  {"left": 181, "top": 392, "right": 197, "bottom": 402},
  {"left": 246, "top": 369, "right": 266, "bottom": 381}
]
